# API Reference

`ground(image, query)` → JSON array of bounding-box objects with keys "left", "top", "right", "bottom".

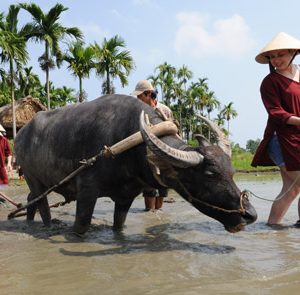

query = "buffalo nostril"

[{"left": 243, "top": 208, "right": 258, "bottom": 224}]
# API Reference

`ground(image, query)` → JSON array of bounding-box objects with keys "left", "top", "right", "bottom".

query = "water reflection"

[{"left": 58, "top": 222, "right": 236, "bottom": 257}]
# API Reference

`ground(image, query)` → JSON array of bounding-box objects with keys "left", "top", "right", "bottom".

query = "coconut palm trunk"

[
  {"left": 46, "top": 68, "right": 50, "bottom": 110},
  {"left": 9, "top": 59, "right": 16, "bottom": 139},
  {"left": 79, "top": 77, "right": 83, "bottom": 103},
  {"left": 45, "top": 42, "right": 51, "bottom": 110},
  {"left": 106, "top": 66, "right": 111, "bottom": 94}
]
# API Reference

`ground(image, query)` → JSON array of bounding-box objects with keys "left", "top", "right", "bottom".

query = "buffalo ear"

[{"left": 194, "top": 134, "right": 211, "bottom": 147}]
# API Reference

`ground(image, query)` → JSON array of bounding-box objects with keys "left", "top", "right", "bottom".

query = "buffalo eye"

[{"left": 204, "top": 169, "right": 215, "bottom": 176}]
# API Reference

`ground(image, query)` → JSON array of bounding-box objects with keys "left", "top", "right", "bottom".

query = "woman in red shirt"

[
  {"left": 252, "top": 32, "right": 300, "bottom": 226},
  {"left": 0, "top": 124, "right": 12, "bottom": 185}
]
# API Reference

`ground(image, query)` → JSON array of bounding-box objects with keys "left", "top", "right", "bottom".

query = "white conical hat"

[
  {"left": 0, "top": 124, "right": 5, "bottom": 132},
  {"left": 255, "top": 32, "right": 300, "bottom": 64}
]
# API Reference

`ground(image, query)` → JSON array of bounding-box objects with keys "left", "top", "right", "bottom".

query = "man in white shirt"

[{"left": 131, "top": 80, "right": 173, "bottom": 211}]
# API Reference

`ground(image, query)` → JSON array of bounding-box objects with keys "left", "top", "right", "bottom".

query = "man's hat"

[
  {"left": 131, "top": 80, "right": 154, "bottom": 96},
  {"left": 255, "top": 32, "right": 300, "bottom": 64}
]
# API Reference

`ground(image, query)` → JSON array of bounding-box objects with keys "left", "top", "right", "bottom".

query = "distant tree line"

[
  {"left": 0, "top": 2, "right": 238, "bottom": 142},
  {"left": 246, "top": 139, "right": 261, "bottom": 154},
  {"left": 231, "top": 138, "right": 261, "bottom": 155}
]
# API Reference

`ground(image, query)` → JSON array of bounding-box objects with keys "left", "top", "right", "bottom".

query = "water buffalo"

[{"left": 14, "top": 94, "right": 257, "bottom": 234}]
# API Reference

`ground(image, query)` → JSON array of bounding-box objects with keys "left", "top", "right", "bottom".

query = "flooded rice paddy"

[{"left": 0, "top": 175, "right": 300, "bottom": 295}]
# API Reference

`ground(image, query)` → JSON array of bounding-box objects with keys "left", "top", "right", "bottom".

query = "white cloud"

[
  {"left": 175, "top": 12, "right": 255, "bottom": 59},
  {"left": 79, "top": 24, "right": 110, "bottom": 43}
]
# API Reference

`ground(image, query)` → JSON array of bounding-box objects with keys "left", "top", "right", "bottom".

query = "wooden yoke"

[
  {"left": 8, "top": 119, "right": 178, "bottom": 220},
  {"left": 102, "top": 120, "right": 178, "bottom": 157}
]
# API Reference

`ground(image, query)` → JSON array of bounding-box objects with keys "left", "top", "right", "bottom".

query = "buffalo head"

[{"left": 139, "top": 111, "right": 257, "bottom": 233}]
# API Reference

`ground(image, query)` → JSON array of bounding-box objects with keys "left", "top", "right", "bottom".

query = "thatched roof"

[{"left": 0, "top": 95, "right": 46, "bottom": 129}]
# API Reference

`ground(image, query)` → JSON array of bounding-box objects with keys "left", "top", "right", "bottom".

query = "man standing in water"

[{"left": 131, "top": 80, "right": 173, "bottom": 211}]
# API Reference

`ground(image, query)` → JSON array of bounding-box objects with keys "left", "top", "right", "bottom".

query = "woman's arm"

[{"left": 286, "top": 116, "right": 300, "bottom": 126}]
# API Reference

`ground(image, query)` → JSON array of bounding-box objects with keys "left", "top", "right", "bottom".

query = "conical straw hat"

[{"left": 255, "top": 32, "right": 300, "bottom": 64}]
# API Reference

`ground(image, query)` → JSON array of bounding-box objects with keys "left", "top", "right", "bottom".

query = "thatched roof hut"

[{"left": 0, "top": 96, "right": 46, "bottom": 138}]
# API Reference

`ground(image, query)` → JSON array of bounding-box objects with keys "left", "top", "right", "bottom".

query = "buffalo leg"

[
  {"left": 37, "top": 196, "right": 51, "bottom": 226},
  {"left": 26, "top": 192, "right": 38, "bottom": 222},
  {"left": 26, "top": 192, "right": 51, "bottom": 227},
  {"left": 73, "top": 197, "right": 97, "bottom": 235},
  {"left": 27, "top": 193, "right": 51, "bottom": 226},
  {"left": 113, "top": 199, "right": 134, "bottom": 231}
]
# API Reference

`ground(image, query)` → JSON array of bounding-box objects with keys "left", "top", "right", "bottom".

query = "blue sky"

[{"left": 2, "top": 0, "right": 300, "bottom": 147}]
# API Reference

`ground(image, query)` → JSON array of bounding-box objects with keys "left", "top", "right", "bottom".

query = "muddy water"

[{"left": 1, "top": 178, "right": 300, "bottom": 295}]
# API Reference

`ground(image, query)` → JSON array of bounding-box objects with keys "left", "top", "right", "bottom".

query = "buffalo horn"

[
  {"left": 139, "top": 111, "right": 203, "bottom": 168},
  {"left": 197, "top": 114, "right": 231, "bottom": 157}
]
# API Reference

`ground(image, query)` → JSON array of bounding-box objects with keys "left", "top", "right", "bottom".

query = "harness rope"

[
  {"left": 242, "top": 171, "right": 300, "bottom": 203},
  {"left": 7, "top": 118, "right": 178, "bottom": 220},
  {"left": 7, "top": 151, "right": 105, "bottom": 219},
  {"left": 174, "top": 177, "right": 247, "bottom": 215},
  {"left": 147, "top": 154, "right": 247, "bottom": 215},
  {"left": 190, "top": 191, "right": 247, "bottom": 215}
]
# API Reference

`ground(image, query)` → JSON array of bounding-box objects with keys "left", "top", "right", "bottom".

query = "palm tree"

[
  {"left": 93, "top": 35, "right": 135, "bottom": 94},
  {"left": 101, "top": 80, "right": 115, "bottom": 95},
  {"left": 20, "top": 2, "right": 83, "bottom": 110},
  {"left": 194, "top": 78, "right": 209, "bottom": 113},
  {"left": 155, "top": 62, "right": 176, "bottom": 104},
  {"left": 0, "top": 67, "right": 10, "bottom": 106},
  {"left": 200, "top": 91, "right": 220, "bottom": 141},
  {"left": 18, "top": 66, "right": 41, "bottom": 97},
  {"left": 64, "top": 41, "right": 95, "bottom": 102},
  {"left": 38, "top": 82, "right": 76, "bottom": 108},
  {"left": 51, "top": 85, "right": 77, "bottom": 107},
  {"left": 220, "top": 102, "right": 238, "bottom": 134},
  {"left": 172, "top": 83, "right": 186, "bottom": 133},
  {"left": 216, "top": 113, "right": 225, "bottom": 127},
  {"left": 187, "top": 82, "right": 202, "bottom": 136},
  {"left": 147, "top": 74, "right": 160, "bottom": 90},
  {"left": 177, "top": 65, "right": 193, "bottom": 91},
  {"left": 205, "top": 91, "right": 220, "bottom": 118},
  {"left": 0, "top": 5, "right": 28, "bottom": 139}
]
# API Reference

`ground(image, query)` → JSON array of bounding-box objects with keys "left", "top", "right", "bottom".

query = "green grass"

[
  {"left": 187, "top": 138, "right": 277, "bottom": 173},
  {"left": 231, "top": 151, "right": 281, "bottom": 181},
  {"left": 231, "top": 151, "right": 278, "bottom": 172}
]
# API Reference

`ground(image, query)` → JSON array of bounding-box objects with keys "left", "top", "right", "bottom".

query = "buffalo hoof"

[
  {"left": 73, "top": 223, "right": 89, "bottom": 236},
  {"left": 112, "top": 224, "right": 126, "bottom": 232},
  {"left": 71, "top": 231, "right": 85, "bottom": 238},
  {"left": 42, "top": 223, "right": 51, "bottom": 228}
]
